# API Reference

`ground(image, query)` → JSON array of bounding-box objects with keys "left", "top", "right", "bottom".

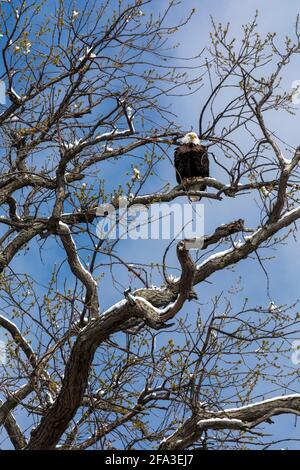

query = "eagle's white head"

[{"left": 181, "top": 132, "right": 201, "bottom": 145}]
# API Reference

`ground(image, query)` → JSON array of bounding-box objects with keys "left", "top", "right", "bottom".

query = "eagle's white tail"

[{"left": 189, "top": 184, "right": 202, "bottom": 202}]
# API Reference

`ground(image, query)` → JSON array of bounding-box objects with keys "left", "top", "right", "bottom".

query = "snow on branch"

[{"left": 160, "top": 393, "right": 300, "bottom": 450}]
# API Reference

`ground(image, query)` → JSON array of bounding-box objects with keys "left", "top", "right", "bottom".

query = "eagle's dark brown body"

[{"left": 174, "top": 143, "right": 209, "bottom": 199}]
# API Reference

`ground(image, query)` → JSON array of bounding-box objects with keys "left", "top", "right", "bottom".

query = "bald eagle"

[{"left": 174, "top": 132, "right": 209, "bottom": 201}]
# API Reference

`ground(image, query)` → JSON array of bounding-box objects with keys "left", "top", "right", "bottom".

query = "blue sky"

[
  {"left": 98, "top": 0, "right": 300, "bottom": 448},
  {"left": 166, "top": 0, "right": 300, "bottom": 448},
  {"left": 1, "top": 0, "right": 300, "bottom": 449}
]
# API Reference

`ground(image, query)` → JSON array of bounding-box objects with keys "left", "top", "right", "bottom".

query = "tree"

[{"left": 1, "top": 0, "right": 300, "bottom": 451}]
